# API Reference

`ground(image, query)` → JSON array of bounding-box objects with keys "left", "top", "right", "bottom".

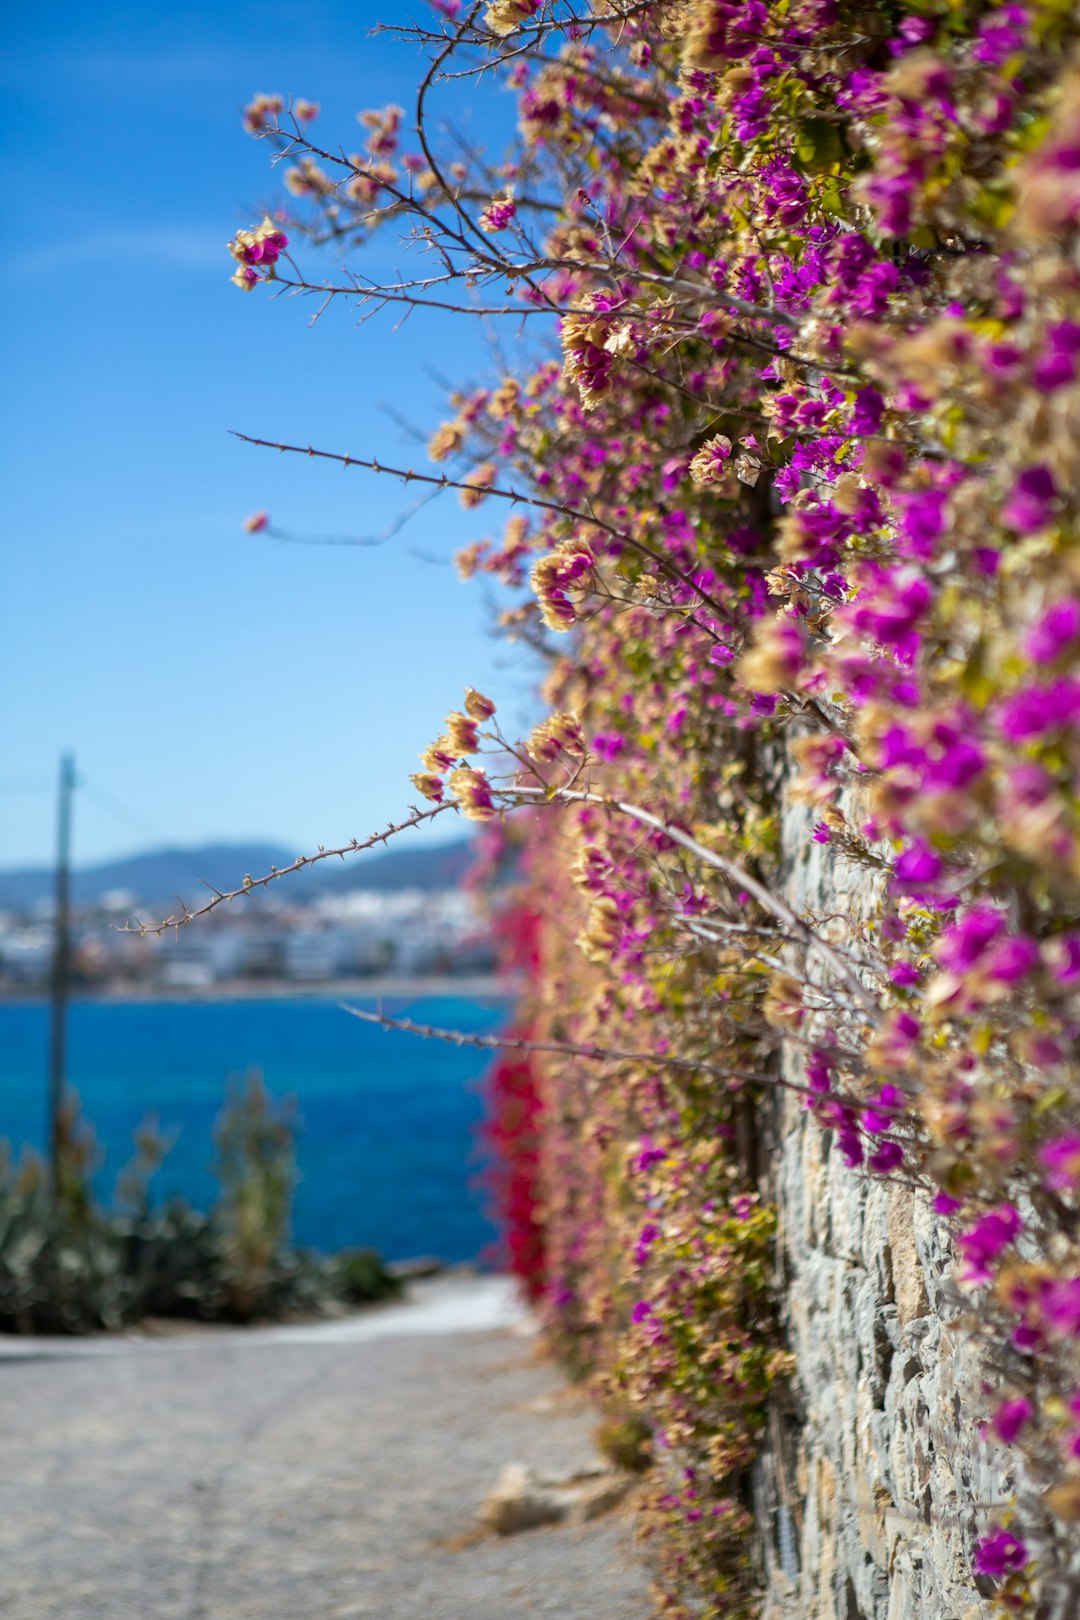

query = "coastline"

[{"left": 0, "top": 973, "right": 520, "bottom": 1008}]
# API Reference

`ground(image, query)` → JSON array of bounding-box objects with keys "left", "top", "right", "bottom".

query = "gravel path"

[{"left": 0, "top": 1277, "right": 654, "bottom": 1620}]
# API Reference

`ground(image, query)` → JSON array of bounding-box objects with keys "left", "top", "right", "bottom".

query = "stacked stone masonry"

[{"left": 756, "top": 789, "right": 1008, "bottom": 1620}]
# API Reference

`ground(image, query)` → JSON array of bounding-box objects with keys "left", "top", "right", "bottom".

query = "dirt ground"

[{"left": 0, "top": 1277, "right": 654, "bottom": 1620}]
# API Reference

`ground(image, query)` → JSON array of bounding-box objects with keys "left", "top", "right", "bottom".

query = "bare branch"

[
  {"left": 339, "top": 1003, "right": 835, "bottom": 1107},
  {"left": 258, "top": 487, "right": 442, "bottom": 548},
  {"left": 507, "top": 784, "right": 882, "bottom": 1016},
  {"left": 122, "top": 802, "right": 455, "bottom": 935},
  {"left": 231, "top": 431, "right": 741, "bottom": 634}
]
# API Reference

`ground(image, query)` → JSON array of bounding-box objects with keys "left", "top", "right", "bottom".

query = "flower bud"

[
  {"left": 464, "top": 688, "right": 497, "bottom": 721},
  {"left": 410, "top": 772, "right": 444, "bottom": 802},
  {"left": 444, "top": 712, "right": 480, "bottom": 754},
  {"left": 448, "top": 766, "right": 496, "bottom": 822}
]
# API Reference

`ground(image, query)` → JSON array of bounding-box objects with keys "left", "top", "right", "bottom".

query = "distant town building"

[{"left": 0, "top": 877, "right": 495, "bottom": 995}]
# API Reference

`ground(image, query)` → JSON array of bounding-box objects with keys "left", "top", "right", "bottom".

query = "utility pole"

[{"left": 47, "top": 752, "right": 75, "bottom": 1200}]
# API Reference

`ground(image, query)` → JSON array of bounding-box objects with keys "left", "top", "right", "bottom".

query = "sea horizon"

[
  {"left": 0, "top": 993, "right": 513, "bottom": 1264},
  {"left": 0, "top": 972, "right": 520, "bottom": 1007}
]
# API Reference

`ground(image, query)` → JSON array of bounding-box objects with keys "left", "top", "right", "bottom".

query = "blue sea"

[{"left": 0, "top": 995, "right": 509, "bottom": 1264}]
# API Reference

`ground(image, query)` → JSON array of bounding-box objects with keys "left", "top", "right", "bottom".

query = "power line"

[
  {"left": 4, "top": 768, "right": 171, "bottom": 852},
  {"left": 77, "top": 777, "right": 170, "bottom": 848}
]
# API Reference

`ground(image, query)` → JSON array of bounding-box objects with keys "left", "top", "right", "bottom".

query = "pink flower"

[
  {"left": 1034, "top": 320, "right": 1080, "bottom": 390},
  {"left": 1023, "top": 599, "right": 1080, "bottom": 662},
  {"left": 991, "top": 1397, "right": 1033, "bottom": 1443},
  {"left": 845, "top": 566, "right": 932, "bottom": 661},
  {"left": 806, "top": 1056, "right": 833, "bottom": 1096},
  {"left": 838, "top": 1128, "right": 863, "bottom": 1167},
  {"left": 997, "top": 677, "right": 1080, "bottom": 742},
  {"left": 898, "top": 15, "right": 934, "bottom": 45},
  {"left": 957, "top": 1205, "right": 1022, "bottom": 1285},
  {"left": 983, "top": 935, "right": 1039, "bottom": 983},
  {"left": 1040, "top": 1133, "right": 1080, "bottom": 1191},
  {"left": 895, "top": 488, "right": 947, "bottom": 560},
  {"left": 634, "top": 1222, "right": 660, "bottom": 1267},
  {"left": 972, "top": 1528, "right": 1027, "bottom": 1576},
  {"left": 850, "top": 387, "right": 884, "bottom": 434},
  {"left": 1043, "top": 1277, "right": 1080, "bottom": 1337},
  {"left": 592, "top": 733, "right": 625, "bottom": 762},
  {"left": 1003, "top": 465, "right": 1057, "bottom": 534},
  {"left": 894, "top": 841, "right": 943, "bottom": 889},
  {"left": 936, "top": 907, "right": 1004, "bottom": 972},
  {"left": 634, "top": 1137, "right": 667, "bottom": 1173},
  {"left": 865, "top": 1086, "right": 904, "bottom": 1133},
  {"left": 1050, "top": 933, "right": 1080, "bottom": 984},
  {"left": 479, "top": 194, "right": 517, "bottom": 232},
  {"left": 868, "top": 1141, "right": 904, "bottom": 1174}
]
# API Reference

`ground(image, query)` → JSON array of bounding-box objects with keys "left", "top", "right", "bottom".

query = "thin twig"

[
  {"left": 121, "top": 803, "right": 454, "bottom": 935},
  {"left": 337, "top": 1003, "right": 867, "bottom": 1110},
  {"left": 231, "top": 431, "right": 740, "bottom": 632}
]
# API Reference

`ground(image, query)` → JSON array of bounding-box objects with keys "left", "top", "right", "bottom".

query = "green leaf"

[{"left": 794, "top": 118, "right": 844, "bottom": 175}]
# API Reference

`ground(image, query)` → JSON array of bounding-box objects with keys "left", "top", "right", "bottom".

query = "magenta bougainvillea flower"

[
  {"left": 936, "top": 908, "right": 1004, "bottom": 972},
  {"left": 236, "top": 7, "right": 1080, "bottom": 1606},
  {"left": 957, "top": 1206, "right": 1022, "bottom": 1285},
  {"left": 894, "top": 488, "right": 948, "bottom": 560},
  {"left": 1002, "top": 465, "right": 1058, "bottom": 533},
  {"left": 997, "top": 678, "right": 1080, "bottom": 742},
  {"left": 972, "top": 1528, "right": 1028, "bottom": 1576},
  {"left": 1042, "top": 1277, "right": 1080, "bottom": 1337},
  {"left": 868, "top": 1141, "right": 904, "bottom": 1174},
  {"left": 634, "top": 1223, "right": 660, "bottom": 1268},
  {"left": 862, "top": 1084, "right": 906, "bottom": 1134},
  {"left": 991, "top": 1398, "right": 1033, "bottom": 1443},
  {"left": 1040, "top": 1134, "right": 1080, "bottom": 1191},
  {"left": 1023, "top": 599, "right": 1080, "bottom": 662},
  {"left": 634, "top": 1137, "right": 667, "bottom": 1173},
  {"left": 843, "top": 567, "right": 932, "bottom": 663},
  {"left": 983, "top": 936, "right": 1040, "bottom": 983},
  {"left": 479, "top": 193, "right": 517, "bottom": 232}
]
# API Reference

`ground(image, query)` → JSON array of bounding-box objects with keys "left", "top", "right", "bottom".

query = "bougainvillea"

[{"left": 222, "top": 2, "right": 1080, "bottom": 1614}]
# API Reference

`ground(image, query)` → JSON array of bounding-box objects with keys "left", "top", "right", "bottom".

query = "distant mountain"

[
  {"left": 0, "top": 836, "right": 476, "bottom": 912},
  {"left": 314, "top": 837, "right": 475, "bottom": 895}
]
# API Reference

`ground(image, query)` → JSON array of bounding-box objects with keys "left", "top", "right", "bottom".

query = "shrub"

[{"left": 0, "top": 1079, "right": 398, "bottom": 1333}]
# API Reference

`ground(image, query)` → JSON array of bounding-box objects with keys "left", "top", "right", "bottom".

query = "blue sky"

[{"left": 2, "top": 0, "right": 540, "bottom": 869}]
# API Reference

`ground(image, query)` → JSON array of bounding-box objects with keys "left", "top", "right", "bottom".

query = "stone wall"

[{"left": 753, "top": 792, "right": 1009, "bottom": 1620}]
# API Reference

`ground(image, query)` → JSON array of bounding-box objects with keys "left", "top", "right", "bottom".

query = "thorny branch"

[
  {"left": 122, "top": 803, "right": 454, "bottom": 935},
  {"left": 338, "top": 1003, "right": 899, "bottom": 1119},
  {"left": 231, "top": 431, "right": 742, "bottom": 635},
  {"left": 127, "top": 776, "right": 880, "bottom": 1023}
]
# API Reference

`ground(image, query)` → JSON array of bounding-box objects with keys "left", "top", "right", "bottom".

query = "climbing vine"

[{"left": 220, "top": 2, "right": 1080, "bottom": 1614}]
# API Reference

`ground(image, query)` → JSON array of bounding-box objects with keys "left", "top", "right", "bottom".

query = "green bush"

[
  {"left": 0, "top": 1077, "right": 399, "bottom": 1334},
  {"left": 594, "top": 1411, "right": 653, "bottom": 1475}
]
